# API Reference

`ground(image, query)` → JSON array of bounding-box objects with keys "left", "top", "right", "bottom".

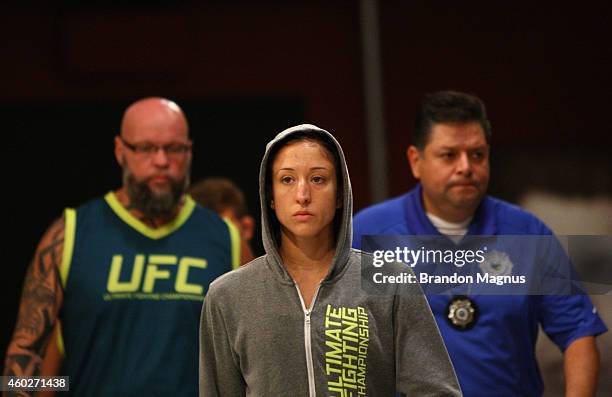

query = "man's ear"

[
  {"left": 240, "top": 215, "right": 256, "bottom": 242},
  {"left": 406, "top": 145, "right": 422, "bottom": 179},
  {"left": 114, "top": 135, "right": 124, "bottom": 166}
]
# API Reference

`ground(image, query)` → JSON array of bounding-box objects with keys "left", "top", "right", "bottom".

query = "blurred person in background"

[
  {"left": 4, "top": 97, "right": 240, "bottom": 396},
  {"left": 189, "top": 177, "right": 255, "bottom": 263},
  {"left": 353, "top": 90, "right": 607, "bottom": 397}
]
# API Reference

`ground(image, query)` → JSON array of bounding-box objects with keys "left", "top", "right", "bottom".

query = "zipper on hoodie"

[{"left": 295, "top": 283, "right": 322, "bottom": 397}]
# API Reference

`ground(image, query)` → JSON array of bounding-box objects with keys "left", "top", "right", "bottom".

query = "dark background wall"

[
  {"left": 2, "top": 0, "right": 611, "bottom": 389},
  {"left": 378, "top": 1, "right": 612, "bottom": 199}
]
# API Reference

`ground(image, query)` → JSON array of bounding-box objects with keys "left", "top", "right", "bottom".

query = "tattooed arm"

[{"left": 3, "top": 216, "right": 65, "bottom": 396}]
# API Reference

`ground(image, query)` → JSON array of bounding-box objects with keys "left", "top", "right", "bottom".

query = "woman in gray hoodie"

[{"left": 199, "top": 124, "right": 461, "bottom": 396}]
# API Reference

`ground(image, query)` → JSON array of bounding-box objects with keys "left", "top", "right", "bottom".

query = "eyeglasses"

[{"left": 120, "top": 137, "right": 191, "bottom": 158}]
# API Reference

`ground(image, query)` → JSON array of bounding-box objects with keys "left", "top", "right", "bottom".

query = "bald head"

[
  {"left": 114, "top": 97, "right": 192, "bottom": 220},
  {"left": 120, "top": 97, "right": 189, "bottom": 141}
]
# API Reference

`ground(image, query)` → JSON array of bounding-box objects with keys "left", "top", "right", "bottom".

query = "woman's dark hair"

[{"left": 265, "top": 130, "right": 344, "bottom": 245}]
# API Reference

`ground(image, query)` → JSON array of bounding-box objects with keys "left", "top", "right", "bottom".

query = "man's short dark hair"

[
  {"left": 413, "top": 90, "right": 492, "bottom": 149},
  {"left": 189, "top": 178, "right": 249, "bottom": 217}
]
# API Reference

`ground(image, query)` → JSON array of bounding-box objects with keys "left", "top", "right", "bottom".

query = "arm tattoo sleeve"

[{"left": 3, "top": 216, "right": 65, "bottom": 384}]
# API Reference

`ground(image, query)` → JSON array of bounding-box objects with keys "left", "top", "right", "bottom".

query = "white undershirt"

[{"left": 426, "top": 212, "right": 472, "bottom": 244}]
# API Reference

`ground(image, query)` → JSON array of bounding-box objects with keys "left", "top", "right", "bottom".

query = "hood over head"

[{"left": 259, "top": 124, "right": 353, "bottom": 284}]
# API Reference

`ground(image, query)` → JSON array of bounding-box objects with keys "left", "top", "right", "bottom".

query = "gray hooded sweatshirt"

[{"left": 199, "top": 125, "right": 461, "bottom": 396}]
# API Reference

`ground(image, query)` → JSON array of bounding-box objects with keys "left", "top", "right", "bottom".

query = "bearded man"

[{"left": 4, "top": 97, "right": 240, "bottom": 396}]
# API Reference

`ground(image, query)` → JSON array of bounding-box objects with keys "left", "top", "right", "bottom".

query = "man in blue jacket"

[{"left": 353, "top": 90, "right": 607, "bottom": 396}]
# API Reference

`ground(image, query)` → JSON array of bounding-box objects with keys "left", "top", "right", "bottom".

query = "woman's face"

[{"left": 271, "top": 140, "right": 338, "bottom": 241}]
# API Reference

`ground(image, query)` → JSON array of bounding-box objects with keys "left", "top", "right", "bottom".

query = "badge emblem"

[
  {"left": 479, "top": 250, "right": 513, "bottom": 277},
  {"left": 446, "top": 295, "right": 478, "bottom": 330}
]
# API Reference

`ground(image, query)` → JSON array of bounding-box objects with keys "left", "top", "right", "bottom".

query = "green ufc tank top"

[{"left": 58, "top": 192, "right": 239, "bottom": 396}]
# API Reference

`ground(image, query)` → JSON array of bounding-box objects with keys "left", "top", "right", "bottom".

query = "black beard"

[{"left": 124, "top": 169, "right": 189, "bottom": 219}]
